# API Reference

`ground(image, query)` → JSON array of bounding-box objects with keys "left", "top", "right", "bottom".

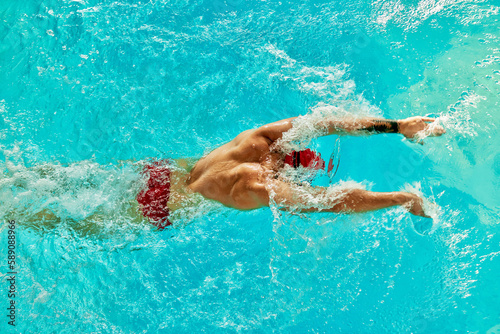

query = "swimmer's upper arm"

[
  {"left": 254, "top": 117, "right": 297, "bottom": 143},
  {"left": 250, "top": 179, "right": 356, "bottom": 213},
  {"left": 248, "top": 179, "right": 322, "bottom": 211}
]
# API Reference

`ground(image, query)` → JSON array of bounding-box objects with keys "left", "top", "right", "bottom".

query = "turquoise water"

[{"left": 1, "top": 0, "right": 499, "bottom": 332}]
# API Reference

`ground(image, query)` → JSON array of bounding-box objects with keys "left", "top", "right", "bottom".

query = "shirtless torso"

[
  {"left": 169, "top": 115, "right": 446, "bottom": 218},
  {"left": 187, "top": 128, "right": 280, "bottom": 210}
]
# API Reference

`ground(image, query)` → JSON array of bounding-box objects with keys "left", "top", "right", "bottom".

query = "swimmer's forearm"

[
  {"left": 319, "top": 117, "right": 400, "bottom": 136},
  {"left": 325, "top": 189, "right": 408, "bottom": 213},
  {"left": 284, "top": 189, "right": 407, "bottom": 213},
  {"left": 258, "top": 116, "right": 402, "bottom": 143},
  {"left": 284, "top": 189, "right": 409, "bottom": 213}
]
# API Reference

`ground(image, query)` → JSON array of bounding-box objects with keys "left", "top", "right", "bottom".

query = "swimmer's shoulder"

[
  {"left": 227, "top": 133, "right": 273, "bottom": 164},
  {"left": 232, "top": 128, "right": 273, "bottom": 147}
]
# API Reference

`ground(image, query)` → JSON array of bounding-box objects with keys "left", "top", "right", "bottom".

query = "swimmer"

[{"left": 140, "top": 116, "right": 445, "bottom": 230}]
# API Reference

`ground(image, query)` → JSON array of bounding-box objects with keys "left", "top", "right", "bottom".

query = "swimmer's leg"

[{"left": 14, "top": 197, "right": 148, "bottom": 235}]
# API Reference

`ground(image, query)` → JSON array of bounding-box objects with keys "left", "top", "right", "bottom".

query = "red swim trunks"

[
  {"left": 136, "top": 160, "right": 172, "bottom": 230},
  {"left": 284, "top": 148, "right": 325, "bottom": 170}
]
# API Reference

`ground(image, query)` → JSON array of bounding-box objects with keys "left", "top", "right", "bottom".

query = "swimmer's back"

[{"left": 187, "top": 129, "right": 276, "bottom": 210}]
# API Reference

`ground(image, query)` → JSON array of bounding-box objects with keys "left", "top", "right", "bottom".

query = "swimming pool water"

[{"left": 1, "top": 0, "right": 499, "bottom": 332}]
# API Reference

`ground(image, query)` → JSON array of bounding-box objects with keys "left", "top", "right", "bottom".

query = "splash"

[
  {"left": 0, "top": 149, "right": 146, "bottom": 234},
  {"left": 434, "top": 90, "right": 483, "bottom": 140},
  {"left": 264, "top": 44, "right": 381, "bottom": 154},
  {"left": 273, "top": 103, "right": 380, "bottom": 153},
  {"left": 401, "top": 182, "right": 443, "bottom": 234},
  {"left": 266, "top": 177, "right": 368, "bottom": 214}
]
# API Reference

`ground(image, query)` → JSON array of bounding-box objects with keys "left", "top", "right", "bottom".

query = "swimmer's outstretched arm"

[
  {"left": 318, "top": 116, "right": 445, "bottom": 140},
  {"left": 256, "top": 116, "right": 445, "bottom": 143},
  {"left": 251, "top": 180, "right": 428, "bottom": 217}
]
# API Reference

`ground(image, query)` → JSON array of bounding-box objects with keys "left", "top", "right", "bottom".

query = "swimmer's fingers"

[
  {"left": 400, "top": 116, "right": 445, "bottom": 143},
  {"left": 424, "top": 123, "right": 446, "bottom": 137},
  {"left": 431, "top": 125, "right": 446, "bottom": 136},
  {"left": 402, "top": 193, "right": 431, "bottom": 218},
  {"left": 419, "top": 117, "right": 446, "bottom": 137},
  {"left": 411, "top": 124, "right": 445, "bottom": 145}
]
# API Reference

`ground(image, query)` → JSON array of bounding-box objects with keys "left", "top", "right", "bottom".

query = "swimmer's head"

[{"left": 284, "top": 149, "right": 325, "bottom": 170}]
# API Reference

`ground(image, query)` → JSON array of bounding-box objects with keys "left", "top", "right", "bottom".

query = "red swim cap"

[{"left": 284, "top": 148, "right": 325, "bottom": 170}]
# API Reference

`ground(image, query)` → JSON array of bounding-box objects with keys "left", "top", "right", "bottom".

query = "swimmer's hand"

[
  {"left": 402, "top": 193, "right": 430, "bottom": 218},
  {"left": 398, "top": 116, "right": 446, "bottom": 144}
]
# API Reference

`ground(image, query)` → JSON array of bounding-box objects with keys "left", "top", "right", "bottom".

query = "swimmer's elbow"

[
  {"left": 327, "top": 188, "right": 365, "bottom": 213},
  {"left": 326, "top": 189, "right": 407, "bottom": 214},
  {"left": 248, "top": 183, "right": 271, "bottom": 208},
  {"left": 254, "top": 117, "right": 297, "bottom": 143},
  {"left": 230, "top": 181, "right": 269, "bottom": 210}
]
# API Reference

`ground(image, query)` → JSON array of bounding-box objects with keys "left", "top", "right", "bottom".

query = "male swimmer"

[{"left": 137, "top": 115, "right": 445, "bottom": 230}]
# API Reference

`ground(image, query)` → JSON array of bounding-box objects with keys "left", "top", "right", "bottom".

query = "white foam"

[
  {"left": 0, "top": 157, "right": 143, "bottom": 231},
  {"left": 273, "top": 102, "right": 379, "bottom": 153},
  {"left": 401, "top": 182, "right": 442, "bottom": 234},
  {"left": 266, "top": 177, "right": 367, "bottom": 213}
]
